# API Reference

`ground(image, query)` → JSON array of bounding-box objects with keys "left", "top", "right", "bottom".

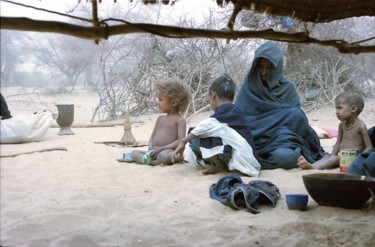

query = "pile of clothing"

[{"left": 209, "top": 174, "right": 280, "bottom": 214}]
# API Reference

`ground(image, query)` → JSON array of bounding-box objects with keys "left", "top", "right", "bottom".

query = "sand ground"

[{"left": 1, "top": 87, "right": 374, "bottom": 247}]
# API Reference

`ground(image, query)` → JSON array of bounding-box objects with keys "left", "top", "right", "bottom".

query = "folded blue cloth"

[
  {"left": 209, "top": 174, "right": 280, "bottom": 214},
  {"left": 249, "top": 180, "right": 281, "bottom": 207}
]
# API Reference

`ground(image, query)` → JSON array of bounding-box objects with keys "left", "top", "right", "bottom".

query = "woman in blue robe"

[{"left": 235, "top": 42, "right": 326, "bottom": 169}]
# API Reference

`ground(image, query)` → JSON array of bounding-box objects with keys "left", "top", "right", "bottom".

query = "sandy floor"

[{"left": 1, "top": 87, "right": 375, "bottom": 247}]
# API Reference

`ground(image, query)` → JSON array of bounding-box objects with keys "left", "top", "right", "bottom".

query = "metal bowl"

[{"left": 302, "top": 173, "right": 375, "bottom": 209}]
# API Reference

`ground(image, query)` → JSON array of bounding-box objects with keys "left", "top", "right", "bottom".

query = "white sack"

[{"left": 0, "top": 111, "right": 53, "bottom": 144}]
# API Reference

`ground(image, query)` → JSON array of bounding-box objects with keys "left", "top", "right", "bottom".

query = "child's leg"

[
  {"left": 131, "top": 150, "right": 146, "bottom": 164},
  {"left": 298, "top": 155, "right": 339, "bottom": 170},
  {"left": 156, "top": 149, "right": 183, "bottom": 165}
]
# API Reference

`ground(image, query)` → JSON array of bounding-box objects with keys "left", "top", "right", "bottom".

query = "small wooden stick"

[
  {"left": 120, "top": 111, "right": 136, "bottom": 145},
  {"left": 0, "top": 147, "right": 68, "bottom": 158}
]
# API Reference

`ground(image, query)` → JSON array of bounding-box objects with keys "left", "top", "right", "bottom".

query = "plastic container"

[
  {"left": 285, "top": 194, "right": 308, "bottom": 210},
  {"left": 339, "top": 149, "right": 358, "bottom": 173}
]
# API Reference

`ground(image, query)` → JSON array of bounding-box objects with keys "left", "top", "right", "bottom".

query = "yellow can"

[{"left": 339, "top": 149, "right": 358, "bottom": 173}]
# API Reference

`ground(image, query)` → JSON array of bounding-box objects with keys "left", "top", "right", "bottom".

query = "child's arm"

[
  {"left": 331, "top": 123, "right": 344, "bottom": 155},
  {"left": 172, "top": 132, "right": 197, "bottom": 163},
  {"left": 359, "top": 122, "right": 373, "bottom": 153},
  {"left": 175, "top": 132, "right": 197, "bottom": 156},
  {"left": 148, "top": 116, "right": 161, "bottom": 150}
]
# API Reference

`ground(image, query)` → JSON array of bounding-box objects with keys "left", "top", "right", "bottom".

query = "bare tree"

[
  {"left": 129, "top": 34, "right": 253, "bottom": 117},
  {"left": 0, "top": 30, "right": 30, "bottom": 86},
  {"left": 88, "top": 34, "right": 144, "bottom": 122},
  {"left": 29, "top": 34, "right": 96, "bottom": 92},
  {"left": 282, "top": 17, "right": 375, "bottom": 110}
]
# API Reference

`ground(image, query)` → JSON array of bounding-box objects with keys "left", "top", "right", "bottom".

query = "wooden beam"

[
  {"left": 1, "top": 17, "right": 374, "bottom": 54},
  {"left": 92, "top": 0, "right": 100, "bottom": 44}
]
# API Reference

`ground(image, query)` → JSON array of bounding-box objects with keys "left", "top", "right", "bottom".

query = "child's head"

[
  {"left": 209, "top": 74, "right": 236, "bottom": 102},
  {"left": 335, "top": 92, "right": 364, "bottom": 119},
  {"left": 156, "top": 77, "right": 192, "bottom": 114}
]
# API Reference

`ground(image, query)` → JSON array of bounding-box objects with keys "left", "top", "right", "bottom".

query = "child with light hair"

[{"left": 119, "top": 77, "right": 192, "bottom": 166}]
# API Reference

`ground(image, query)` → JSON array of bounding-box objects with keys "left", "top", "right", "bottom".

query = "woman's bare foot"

[
  {"left": 297, "top": 156, "right": 314, "bottom": 169},
  {"left": 201, "top": 162, "right": 227, "bottom": 175},
  {"left": 202, "top": 167, "right": 218, "bottom": 175}
]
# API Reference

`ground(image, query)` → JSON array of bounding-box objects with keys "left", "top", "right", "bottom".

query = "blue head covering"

[
  {"left": 251, "top": 41, "right": 284, "bottom": 89},
  {"left": 237, "top": 41, "right": 300, "bottom": 114}
]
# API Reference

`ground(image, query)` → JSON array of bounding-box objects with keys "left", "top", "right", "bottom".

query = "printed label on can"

[{"left": 339, "top": 149, "right": 358, "bottom": 173}]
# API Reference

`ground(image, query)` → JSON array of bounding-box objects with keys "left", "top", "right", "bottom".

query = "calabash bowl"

[{"left": 302, "top": 173, "right": 375, "bottom": 209}]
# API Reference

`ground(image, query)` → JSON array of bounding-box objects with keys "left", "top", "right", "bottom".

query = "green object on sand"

[{"left": 143, "top": 150, "right": 155, "bottom": 165}]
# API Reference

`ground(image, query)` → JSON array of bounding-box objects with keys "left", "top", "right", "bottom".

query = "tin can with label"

[{"left": 339, "top": 149, "right": 358, "bottom": 173}]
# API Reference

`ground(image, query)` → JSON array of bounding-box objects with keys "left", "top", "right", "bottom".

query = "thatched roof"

[
  {"left": 137, "top": 0, "right": 375, "bottom": 23},
  {"left": 1, "top": 0, "right": 375, "bottom": 54},
  {"left": 218, "top": 0, "right": 375, "bottom": 23}
]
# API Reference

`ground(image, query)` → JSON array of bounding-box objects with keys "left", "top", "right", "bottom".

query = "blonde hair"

[{"left": 156, "top": 77, "right": 192, "bottom": 114}]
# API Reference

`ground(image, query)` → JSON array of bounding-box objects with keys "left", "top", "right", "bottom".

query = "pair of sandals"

[
  {"left": 117, "top": 150, "right": 155, "bottom": 165},
  {"left": 209, "top": 174, "right": 281, "bottom": 214}
]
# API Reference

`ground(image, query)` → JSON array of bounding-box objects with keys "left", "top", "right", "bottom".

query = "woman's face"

[{"left": 257, "top": 58, "right": 273, "bottom": 83}]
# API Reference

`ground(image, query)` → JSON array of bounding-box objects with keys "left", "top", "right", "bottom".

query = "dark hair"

[
  {"left": 335, "top": 91, "right": 365, "bottom": 115},
  {"left": 209, "top": 74, "right": 236, "bottom": 101}
]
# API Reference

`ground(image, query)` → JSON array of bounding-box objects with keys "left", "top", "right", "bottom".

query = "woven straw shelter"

[{"left": 1, "top": 0, "right": 375, "bottom": 53}]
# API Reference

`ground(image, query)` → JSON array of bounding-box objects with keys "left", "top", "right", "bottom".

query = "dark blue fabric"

[
  {"left": 213, "top": 103, "right": 259, "bottom": 159},
  {"left": 209, "top": 174, "right": 243, "bottom": 204},
  {"left": 200, "top": 103, "right": 260, "bottom": 161},
  {"left": 228, "top": 183, "right": 260, "bottom": 214},
  {"left": 209, "top": 175, "right": 280, "bottom": 214},
  {"left": 0, "top": 93, "right": 12, "bottom": 120},
  {"left": 235, "top": 42, "right": 326, "bottom": 169},
  {"left": 248, "top": 180, "right": 281, "bottom": 207},
  {"left": 369, "top": 126, "right": 375, "bottom": 147},
  {"left": 347, "top": 149, "right": 375, "bottom": 178},
  {"left": 347, "top": 127, "right": 375, "bottom": 178}
]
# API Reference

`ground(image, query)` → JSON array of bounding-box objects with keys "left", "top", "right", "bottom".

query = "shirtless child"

[
  {"left": 298, "top": 92, "right": 373, "bottom": 170},
  {"left": 130, "top": 77, "right": 192, "bottom": 166}
]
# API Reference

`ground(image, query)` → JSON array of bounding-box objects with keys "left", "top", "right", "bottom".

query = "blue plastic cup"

[{"left": 285, "top": 194, "right": 308, "bottom": 211}]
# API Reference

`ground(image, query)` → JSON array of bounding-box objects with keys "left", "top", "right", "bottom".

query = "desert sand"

[{"left": 1, "top": 87, "right": 375, "bottom": 247}]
